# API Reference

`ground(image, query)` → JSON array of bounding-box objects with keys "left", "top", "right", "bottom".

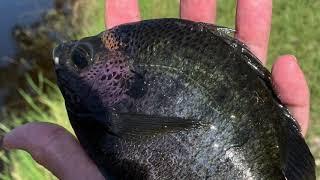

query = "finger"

[
  {"left": 235, "top": 0, "right": 272, "bottom": 64},
  {"left": 180, "top": 0, "right": 217, "bottom": 23},
  {"left": 105, "top": 0, "right": 141, "bottom": 28},
  {"left": 2, "top": 122, "right": 104, "bottom": 180},
  {"left": 271, "top": 55, "right": 310, "bottom": 136}
]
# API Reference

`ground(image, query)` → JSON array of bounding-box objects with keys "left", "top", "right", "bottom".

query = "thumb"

[
  {"left": 271, "top": 55, "right": 310, "bottom": 136},
  {"left": 2, "top": 122, "right": 104, "bottom": 180}
]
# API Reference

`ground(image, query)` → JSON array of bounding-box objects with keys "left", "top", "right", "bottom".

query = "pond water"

[
  {"left": 0, "top": 0, "right": 53, "bottom": 108},
  {"left": 0, "top": 0, "right": 52, "bottom": 59}
]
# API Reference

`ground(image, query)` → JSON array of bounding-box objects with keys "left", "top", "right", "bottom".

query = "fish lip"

[
  {"left": 52, "top": 46, "right": 60, "bottom": 66},
  {"left": 52, "top": 44, "right": 66, "bottom": 70}
]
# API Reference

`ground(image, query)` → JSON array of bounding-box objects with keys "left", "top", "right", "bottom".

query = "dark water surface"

[
  {"left": 0, "top": 0, "right": 53, "bottom": 108},
  {"left": 0, "top": 0, "right": 52, "bottom": 59}
]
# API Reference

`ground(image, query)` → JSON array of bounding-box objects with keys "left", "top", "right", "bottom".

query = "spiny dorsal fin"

[{"left": 197, "top": 22, "right": 270, "bottom": 85}]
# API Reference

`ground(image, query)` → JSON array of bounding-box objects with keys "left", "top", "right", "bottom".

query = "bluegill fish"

[{"left": 53, "top": 18, "right": 315, "bottom": 179}]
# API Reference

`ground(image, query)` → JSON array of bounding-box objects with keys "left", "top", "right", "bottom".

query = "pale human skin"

[{"left": 2, "top": 0, "right": 310, "bottom": 179}]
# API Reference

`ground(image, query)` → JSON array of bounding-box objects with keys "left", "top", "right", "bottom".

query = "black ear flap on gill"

[{"left": 126, "top": 69, "right": 148, "bottom": 99}]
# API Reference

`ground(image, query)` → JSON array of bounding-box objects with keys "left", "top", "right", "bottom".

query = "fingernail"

[
  {"left": 279, "top": 54, "right": 299, "bottom": 69},
  {"left": 278, "top": 54, "right": 297, "bottom": 62},
  {"left": 287, "top": 55, "right": 297, "bottom": 62}
]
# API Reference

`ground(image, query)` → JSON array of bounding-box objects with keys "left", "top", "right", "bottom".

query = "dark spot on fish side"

[
  {"left": 113, "top": 81, "right": 119, "bottom": 86},
  {"left": 120, "top": 81, "right": 126, "bottom": 88},
  {"left": 126, "top": 71, "right": 147, "bottom": 99},
  {"left": 115, "top": 74, "right": 121, "bottom": 80},
  {"left": 101, "top": 75, "right": 106, "bottom": 81}
]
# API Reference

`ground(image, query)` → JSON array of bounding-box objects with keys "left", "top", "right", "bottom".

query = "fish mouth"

[{"left": 52, "top": 50, "right": 60, "bottom": 66}]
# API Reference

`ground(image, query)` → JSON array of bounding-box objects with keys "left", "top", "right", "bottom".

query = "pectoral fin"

[{"left": 110, "top": 112, "right": 201, "bottom": 137}]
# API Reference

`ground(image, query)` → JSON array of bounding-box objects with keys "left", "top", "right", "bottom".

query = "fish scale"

[{"left": 53, "top": 18, "right": 315, "bottom": 179}]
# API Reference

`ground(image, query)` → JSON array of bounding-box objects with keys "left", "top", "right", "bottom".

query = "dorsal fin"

[{"left": 196, "top": 22, "right": 271, "bottom": 87}]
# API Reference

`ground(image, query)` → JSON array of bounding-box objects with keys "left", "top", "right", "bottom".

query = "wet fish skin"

[{"left": 53, "top": 18, "right": 315, "bottom": 179}]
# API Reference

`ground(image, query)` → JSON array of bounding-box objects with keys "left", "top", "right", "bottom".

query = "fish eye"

[{"left": 71, "top": 43, "right": 92, "bottom": 69}]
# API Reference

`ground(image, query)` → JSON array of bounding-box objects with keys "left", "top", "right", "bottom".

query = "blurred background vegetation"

[{"left": 0, "top": 0, "right": 319, "bottom": 179}]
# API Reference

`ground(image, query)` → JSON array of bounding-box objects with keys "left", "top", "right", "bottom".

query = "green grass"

[
  {"left": 0, "top": 74, "right": 72, "bottom": 180},
  {"left": 0, "top": 0, "right": 105, "bottom": 179},
  {"left": 1, "top": 0, "right": 319, "bottom": 179}
]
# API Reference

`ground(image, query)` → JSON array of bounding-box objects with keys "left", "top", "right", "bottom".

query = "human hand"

[{"left": 2, "top": 1, "right": 310, "bottom": 180}]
